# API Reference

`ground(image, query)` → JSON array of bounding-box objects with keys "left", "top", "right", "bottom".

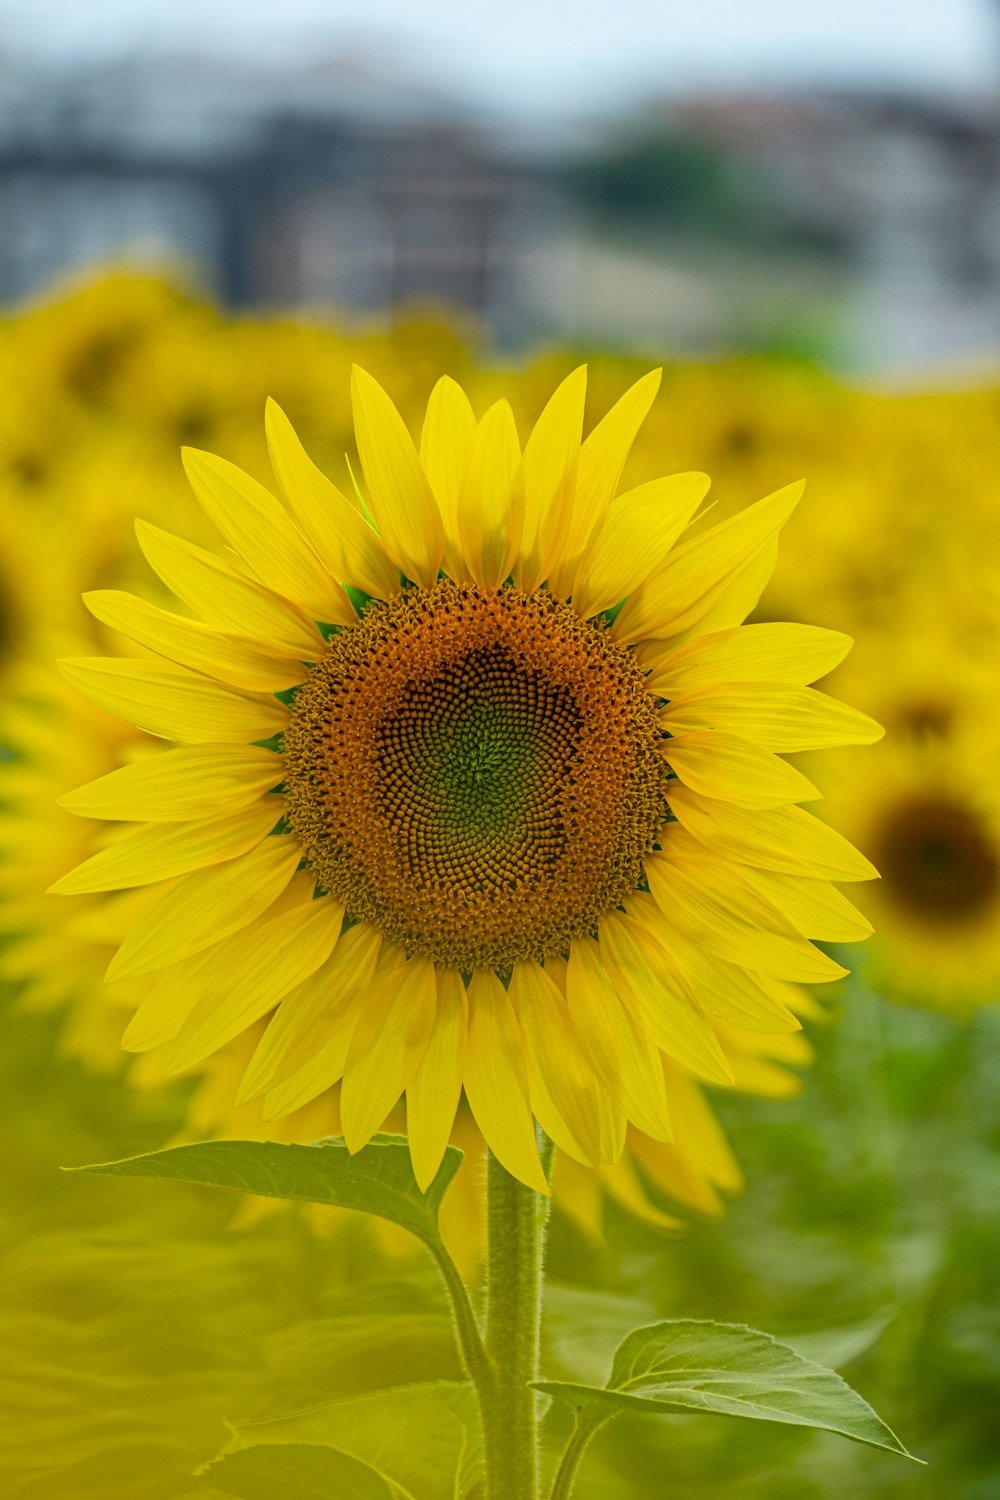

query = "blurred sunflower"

[
  {"left": 54, "top": 365, "right": 880, "bottom": 1192},
  {"left": 823, "top": 715, "right": 1000, "bottom": 1011}
]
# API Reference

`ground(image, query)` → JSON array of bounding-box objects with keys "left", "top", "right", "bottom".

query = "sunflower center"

[
  {"left": 283, "top": 580, "right": 667, "bottom": 970},
  {"left": 874, "top": 794, "right": 1000, "bottom": 922}
]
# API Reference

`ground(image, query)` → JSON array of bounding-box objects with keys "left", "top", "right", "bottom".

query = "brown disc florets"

[{"left": 283, "top": 580, "right": 667, "bottom": 970}]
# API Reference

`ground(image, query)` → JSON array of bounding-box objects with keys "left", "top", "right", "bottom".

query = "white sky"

[{"left": 2, "top": 0, "right": 997, "bottom": 122}]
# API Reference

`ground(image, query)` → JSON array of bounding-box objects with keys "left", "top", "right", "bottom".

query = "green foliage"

[
  {"left": 200, "top": 1444, "right": 394, "bottom": 1499},
  {"left": 7, "top": 967, "right": 1000, "bottom": 1497},
  {"left": 563, "top": 128, "right": 841, "bottom": 255},
  {"left": 538, "top": 1319, "right": 916, "bottom": 1460},
  {"left": 68, "top": 1134, "right": 462, "bottom": 1246},
  {"left": 222, "top": 1382, "right": 483, "bottom": 1500}
]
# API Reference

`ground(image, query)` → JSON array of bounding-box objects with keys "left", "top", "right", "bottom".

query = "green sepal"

[
  {"left": 596, "top": 599, "right": 626, "bottom": 628},
  {"left": 344, "top": 585, "right": 375, "bottom": 618}
]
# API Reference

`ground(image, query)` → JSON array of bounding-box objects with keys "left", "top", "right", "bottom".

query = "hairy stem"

[
  {"left": 427, "top": 1236, "right": 493, "bottom": 1396},
  {"left": 481, "top": 1134, "right": 555, "bottom": 1500}
]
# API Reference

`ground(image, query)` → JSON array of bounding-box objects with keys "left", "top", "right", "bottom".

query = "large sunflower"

[
  {"left": 53, "top": 366, "right": 880, "bottom": 1191},
  {"left": 1, "top": 648, "right": 813, "bottom": 1268}
]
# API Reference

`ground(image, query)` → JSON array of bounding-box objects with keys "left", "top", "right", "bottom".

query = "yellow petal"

[
  {"left": 123, "top": 942, "right": 235, "bottom": 1054},
  {"left": 136, "top": 521, "right": 323, "bottom": 655},
  {"left": 655, "top": 1072, "right": 744, "bottom": 1196},
  {"left": 615, "top": 480, "right": 803, "bottom": 643},
  {"left": 457, "top": 399, "right": 524, "bottom": 589},
  {"left": 660, "top": 684, "right": 884, "bottom": 752},
  {"left": 66, "top": 885, "right": 162, "bottom": 948},
  {"left": 666, "top": 781, "right": 878, "bottom": 881},
  {"left": 514, "top": 365, "right": 587, "bottom": 593},
  {"left": 509, "top": 960, "right": 615, "bottom": 1166},
  {"left": 351, "top": 365, "right": 444, "bottom": 587},
  {"left": 551, "top": 1152, "right": 607, "bottom": 1243},
  {"left": 629, "top": 1091, "right": 737, "bottom": 1216},
  {"left": 664, "top": 730, "right": 820, "bottom": 808},
  {"left": 341, "top": 955, "right": 438, "bottom": 1154},
  {"left": 645, "top": 623, "right": 853, "bottom": 695},
  {"left": 407, "top": 968, "right": 468, "bottom": 1191},
  {"left": 84, "top": 590, "right": 307, "bottom": 693},
  {"left": 627, "top": 895, "right": 801, "bottom": 1033},
  {"left": 646, "top": 847, "right": 848, "bottom": 984},
  {"left": 738, "top": 867, "right": 873, "bottom": 943},
  {"left": 565, "top": 938, "right": 673, "bottom": 1142},
  {"left": 419, "top": 376, "right": 477, "bottom": 579},
  {"left": 166, "top": 895, "right": 344, "bottom": 1073},
  {"left": 550, "top": 368, "right": 662, "bottom": 596},
  {"left": 181, "top": 447, "right": 352, "bottom": 623},
  {"left": 598, "top": 911, "right": 734, "bottom": 1083},
  {"left": 265, "top": 398, "right": 399, "bottom": 600},
  {"left": 120, "top": 868, "right": 318, "bottom": 1052},
  {"left": 49, "top": 800, "right": 280, "bottom": 893},
  {"left": 106, "top": 836, "right": 302, "bottom": 980},
  {"left": 571, "top": 472, "right": 709, "bottom": 619},
  {"left": 541, "top": 955, "right": 628, "bottom": 1164},
  {"left": 59, "top": 658, "right": 288, "bottom": 744},
  {"left": 600, "top": 1149, "right": 685, "bottom": 1230},
  {"left": 59, "top": 745, "right": 283, "bottom": 822},
  {"left": 464, "top": 969, "right": 549, "bottom": 1193},
  {"left": 243, "top": 924, "right": 382, "bottom": 1109}
]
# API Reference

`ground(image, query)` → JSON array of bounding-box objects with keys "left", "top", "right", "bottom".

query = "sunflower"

[
  {"left": 821, "top": 710, "right": 1000, "bottom": 1011},
  {"left": 53, "top": 366, "right": 880, "bottom": 1191},
  {"left": 3, "top": 687, "right": 812, "bottom": 1269},
  {"left": 0, "top": 609, "right": 812, "bottom": 1269}
]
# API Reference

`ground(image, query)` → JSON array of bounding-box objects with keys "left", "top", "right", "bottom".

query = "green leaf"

[
  {"left": 227, "top": 1381, "right": 483, "bottom": 1500},
  {"left": 534, "top": 1319, "right": 919, "bottom": 1460},
  {"left": 200, "top": 1443, "right": 395, "bottom": 1499},
  {"left": 67, "top": 1134, "right": 462, "bottom": 1245}
]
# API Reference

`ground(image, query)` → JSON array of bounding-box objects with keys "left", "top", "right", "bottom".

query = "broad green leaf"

[
  {"left": 227, "top": 1381, "right": 483, "bottom": 1500},
  {"left": 200, "top": 1442, "right": 395, "bottom": 1499},
  {"left": 534, "top": 1319, "right": 918, "bottom": 1459},
  {"left": 67, "top": 1134, "right": 462, "bottom": 1245}
]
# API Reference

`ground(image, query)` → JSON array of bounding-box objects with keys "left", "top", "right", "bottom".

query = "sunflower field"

[{"left": 1, "top": 270, "right": 999, "bottom": 1499}]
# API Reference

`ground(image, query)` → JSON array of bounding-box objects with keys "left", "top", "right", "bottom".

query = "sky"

[{"left": 2, "top": 0, "right": 997, "bottom": 124}]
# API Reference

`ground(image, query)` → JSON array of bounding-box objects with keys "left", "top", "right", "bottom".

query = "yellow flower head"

[
  {"left": 53, "top": 365, "right": 881, "bottom": 1192},
  {"left": 822, "top": 703, "right": 1000, "bottom": 1012}
]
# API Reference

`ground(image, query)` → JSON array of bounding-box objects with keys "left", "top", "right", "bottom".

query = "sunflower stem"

[
  {"left": 481, "top": 1133, "right": 555, "bottom": 1500},
  {"left": 426, "top": 1237, "right": 493, "bottom": 1393}
]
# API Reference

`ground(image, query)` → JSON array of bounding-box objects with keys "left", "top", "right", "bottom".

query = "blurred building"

[
  {"left": 0, "top": 51, "right": 998, "bottom": 375},
  {"left": 658, "top": 90, "right": 1000, "bottom": 374},
  {"left": 0, "top": 53, "right": 554, "bottom": 337}
]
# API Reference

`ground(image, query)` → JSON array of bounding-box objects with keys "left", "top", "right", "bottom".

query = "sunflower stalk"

[{"left": 481, "top": 1133, "right": 555, "bottom": 1500}]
